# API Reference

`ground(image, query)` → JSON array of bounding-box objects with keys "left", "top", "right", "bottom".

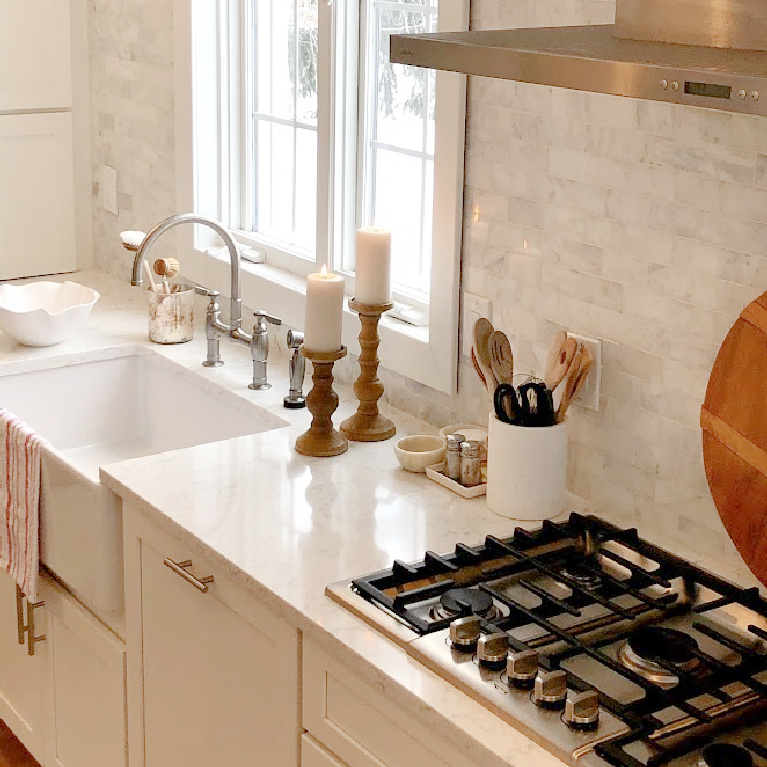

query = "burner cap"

[
  {"left": 699, "top": 744, "right": 753, "bottom": 767},
  {"left": 440, "top": 588, "right": 494, "bottom": 618},
  {"left": 627, "top": 627, "right": 700, "bottom": 668},
  {"left": 618, "top": 627, "right": 701, "bottom": 688},
  {"left": 560, "top": 560, "right": 602, "bottom": 589}
]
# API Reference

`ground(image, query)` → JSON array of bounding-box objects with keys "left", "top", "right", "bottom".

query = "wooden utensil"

[
  {"left": 473, "top": 317, "right": 498, "bottom": 391},
  {"left": 556, "top": 345, "right": 594, "bottom": 422},
  {"left": 701, "top": 291, "right": 767, "bottom": 586},
  {"left": 489, "top": 330, "right": 513, "bottom": 385},
  {"left": 142, "top": 259, "right": 158, "bottom": 293},
  {"left": 544, "top": 332, "right": 578, "bottom": 391},
  {"left": 470, "top": 347, "right": 488, "bottom": 391}
]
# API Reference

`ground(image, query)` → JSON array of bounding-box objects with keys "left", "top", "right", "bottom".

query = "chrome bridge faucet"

[{"left": 129, "top": 213, "right": 282, "bottom": 389}]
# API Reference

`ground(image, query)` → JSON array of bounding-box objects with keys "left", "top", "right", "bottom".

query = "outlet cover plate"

[
  {"left": 99, "top": 165, "right": 118, "bottom": 215},
  {"left": 462, "top": 293, "right": 492, "bottom": 357},
  {"left": 568, "top": 333, "right": 602, "bottom": 411}
]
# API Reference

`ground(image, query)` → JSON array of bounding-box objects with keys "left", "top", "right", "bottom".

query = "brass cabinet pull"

[
  {"left": 163, "top": 557, "right": 215, "bottom": 593},
  {"left": 25, "top": 600, "right": 46, "bottom": 657},
  {"left": 16, "top": 585, "right": 25, "bottom": 645}
]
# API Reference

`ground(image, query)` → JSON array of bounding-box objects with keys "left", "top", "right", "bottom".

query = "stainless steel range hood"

[{"left": 390, "top": 0, "right": 767, "bottom": 115}]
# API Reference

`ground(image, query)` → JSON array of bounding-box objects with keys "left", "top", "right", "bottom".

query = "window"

[{"left": 174, "top": 0, "right": 467, "bottom": 393}]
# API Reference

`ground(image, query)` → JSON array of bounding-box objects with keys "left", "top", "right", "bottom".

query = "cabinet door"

[
  {"left": 302, "top": 735, "right": 349, "bottom": 767},
  {"left": 0, "top": 0, "right": 72, "bottom": 110},
  {"left": 44, "top": 580, "right": 127, "bottom": 767},
  {"left": 139, "top": 538, "right": 298, "bottom": 767},
  {"left": 0, "top": 113, "right": 77, "bottom": 280},
  {"left": 0, "top": 573, "right": 49, "bottom": 764},
  {"left": 0, "top": 114, "right": 77, "bottom": 280}
]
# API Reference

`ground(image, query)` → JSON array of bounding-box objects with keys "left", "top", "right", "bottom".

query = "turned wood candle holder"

[
  {"left": 340, "top": 299, "right": 396, "bottom": 443},
  {"left": 295, "top": 346, "right": 348, "bottom": 457}
]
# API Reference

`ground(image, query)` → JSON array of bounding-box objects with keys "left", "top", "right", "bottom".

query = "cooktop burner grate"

[{"left": 348, "top": 514, "right": 767, "bottom": 766}]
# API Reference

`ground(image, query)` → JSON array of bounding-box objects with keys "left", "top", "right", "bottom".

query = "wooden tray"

[{"left": 701, "top": 292, "right": 767, "bottom": 585}]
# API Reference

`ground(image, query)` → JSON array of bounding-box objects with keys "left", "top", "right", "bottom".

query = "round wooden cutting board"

[{"left": 701, "top": 291, "right": 767, "bottom": 585}]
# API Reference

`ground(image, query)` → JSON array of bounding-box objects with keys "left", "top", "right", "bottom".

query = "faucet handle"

[
  {"left": 195, "top": 286, "right": 220, "bottom": 298},
  {"left": 254, "top": 311, "right": 281, "bottom": 326}
]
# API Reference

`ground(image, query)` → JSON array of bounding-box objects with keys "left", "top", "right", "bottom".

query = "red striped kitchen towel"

[{"left": 0, "top": 408, "right": 47, "bottom": 601}]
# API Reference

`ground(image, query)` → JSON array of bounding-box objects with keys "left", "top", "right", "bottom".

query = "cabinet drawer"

[
  {"left": 302, "top": 734, "right": 349, "bottom": 767},
  {"left": 303, "top": 638, "right": 480, "bottom": 767}
]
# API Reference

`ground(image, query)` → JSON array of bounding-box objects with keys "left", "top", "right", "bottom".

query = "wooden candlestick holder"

[
  {"left": 295, "top": 346, "right": 348, "bottom": 457},
  {"left": 340, "top": 299, "right": 396, "bottom": 443}
]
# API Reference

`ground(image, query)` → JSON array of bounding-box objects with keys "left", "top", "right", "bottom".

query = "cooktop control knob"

[
  {"left": 533, "top": 669, "right": 567, "bottom": 710},
  {"left": 563, "top": 689, "right": 600, "bottom": 730},
  {"left": 507, "top": 649, "right": 539, "bottom": 689},
  {"left": 477, "top": 632, "right": 508, "bottom": 667},
  {"left": 449, "top": 616, "right": 481, "bottom": 650}
]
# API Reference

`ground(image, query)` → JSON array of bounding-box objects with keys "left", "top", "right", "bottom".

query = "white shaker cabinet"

[
  {"left": 303, "top": 638, "right": 483, "bottom": 767},
  {"left": 0, "top": 0, "right": 73, "bottom": 110},
  {"left": 44, "top": 577, "right": 128, "bottom": 767},
  {"left": 0, "top": 0, "right": 87, "bottom": 280},
  {"left": 124, "top": 507, "right": 300, "bottom": 767},
  {"left": 0, "top": 571, "right": 128, "bottom": 767},
  {"left": 0, "top": 572, "right": 49, "bottom": 764},
  {"left": 0, "top": 113, "right": 77, "bottom": 280}
]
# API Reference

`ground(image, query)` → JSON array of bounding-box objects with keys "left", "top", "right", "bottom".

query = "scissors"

[{"left": 494, "top": 381, "right": 555, "bottom": 427}]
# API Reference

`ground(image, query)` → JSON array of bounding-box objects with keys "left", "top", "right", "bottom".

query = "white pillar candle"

[
  {"left": 304, "top": 266, "right": 345, "bottom": 352},
  {"left": 355, "top": 227, "right": 391, "bottom": 305}
]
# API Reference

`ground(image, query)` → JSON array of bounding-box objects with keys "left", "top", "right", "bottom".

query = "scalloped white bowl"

[{"left": 0, "top": 281, "right": 100, "bottom": 346}]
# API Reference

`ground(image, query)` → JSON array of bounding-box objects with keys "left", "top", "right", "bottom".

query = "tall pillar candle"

[
  {"left": 304, "top": 267, "right": 345, "bottom": 352},
  {"left": 355, "top": 227, "right": 391, "bottom": 305}
]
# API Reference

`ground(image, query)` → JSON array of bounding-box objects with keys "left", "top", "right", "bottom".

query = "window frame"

[{"left": 173, "top": 0, "right": 468, "bottom": 395}]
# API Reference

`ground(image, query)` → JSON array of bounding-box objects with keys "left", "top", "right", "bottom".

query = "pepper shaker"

[{"left": 460, "top": 440, "right": 481, "bottom": 487}]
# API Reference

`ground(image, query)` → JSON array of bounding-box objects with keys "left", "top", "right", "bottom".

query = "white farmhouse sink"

[{"left": 0, "top": 347, "right": 287, "bottom": 613}]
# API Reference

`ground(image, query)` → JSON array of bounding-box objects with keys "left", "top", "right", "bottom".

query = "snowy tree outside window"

[{"left": 250, "top": 0, "right": 438, "bottom": 301}]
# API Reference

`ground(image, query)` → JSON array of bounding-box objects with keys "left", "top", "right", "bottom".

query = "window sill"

[{"left": 181, "top": 246, "right": 452, "bottom": 392}]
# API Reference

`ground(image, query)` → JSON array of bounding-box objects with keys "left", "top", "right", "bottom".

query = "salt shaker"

[
  {"left": 460, "top": 440, "right": 481, "bottom": 487},
  {"left": 446, "top": 434, "right": 465, "bottom": 481}
]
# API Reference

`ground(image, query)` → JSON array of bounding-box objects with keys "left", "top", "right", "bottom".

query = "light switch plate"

[
  {"left": 99, "top": 165, "right": 118, "bottom": 215},
  {"left": 462, "top": 293, "right": 492, "bottom": 357}
]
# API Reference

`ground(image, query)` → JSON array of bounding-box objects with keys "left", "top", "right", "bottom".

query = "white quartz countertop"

[
  {"left": 0, "top": 270, "right": 568, "bottom": 767},
  {"left": 3, "top": 270, "right": 760, "bottom": 767}
]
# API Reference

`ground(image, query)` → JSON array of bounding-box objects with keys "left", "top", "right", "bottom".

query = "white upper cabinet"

[
  {"left": 0, "top": 113, "right": 77, "bottom": 280},
  {"left": 0, "top": 0, "right": 73, "bottom": 111}
]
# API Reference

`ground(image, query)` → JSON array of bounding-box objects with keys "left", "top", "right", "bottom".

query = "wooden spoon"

[
  {"left": 489, "top": 330, "right": 513, "bottom": 385},
  {"left": 544, "top": 332, "right": 578, "bottom": 391},
  {"left": 556, "top": 345, "right": 594, "bottom": 422},
  {"left": 470, "top": 347, "right": 488, "bottom": 391},
  {"left": 473, "top": 317, "right": 498, "bottom": 391}
]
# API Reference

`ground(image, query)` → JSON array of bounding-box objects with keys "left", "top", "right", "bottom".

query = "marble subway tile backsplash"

[{"left": 88, "top": 0, "right": 763, "bottom": 575}]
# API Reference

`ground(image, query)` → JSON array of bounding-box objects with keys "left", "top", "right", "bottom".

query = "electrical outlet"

[
  {"left": 568, "top": 333, "right": 602, "bottom": 411},
  {"left": 99, "top": 165, "right": 119, "bottom": 215},
  {"left": 462, "top": 293, "right": 492, "bottom": 357}
]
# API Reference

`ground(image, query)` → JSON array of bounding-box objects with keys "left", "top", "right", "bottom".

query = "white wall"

[{"left": 88, "top": 0, "right": 765, "bottom": 577}]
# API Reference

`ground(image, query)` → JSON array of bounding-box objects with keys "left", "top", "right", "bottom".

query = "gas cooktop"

[{"left": 327, "top": 513, "right": 767, "bottom": 767}]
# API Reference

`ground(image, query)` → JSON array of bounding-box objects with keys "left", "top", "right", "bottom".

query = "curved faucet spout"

[{"left": 130, "top": 213, "right": 243, "bottom": 331}]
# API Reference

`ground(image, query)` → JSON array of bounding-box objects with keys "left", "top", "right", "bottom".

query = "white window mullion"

[
  {"left": 315, "top": 0, "right": 333, "bottom": 271},
  {"left": 317, "top": 0, "right": 358, "bottom": 277}
]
